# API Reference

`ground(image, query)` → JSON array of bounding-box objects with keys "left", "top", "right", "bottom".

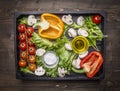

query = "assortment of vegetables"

[{"left": 17, "top": 13, "right": 106, "bottom": 79}]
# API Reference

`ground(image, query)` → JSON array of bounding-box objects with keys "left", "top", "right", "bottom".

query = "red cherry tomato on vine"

[
  {"left": 28, "top": 55, "right": 36, "bottom": 63},
  {"left": 28, "top": 46, "right": 36, "bottom": 55},
  {"left": 18, "top": 24, "right": 26, "bottom": 33},
  {"left": 26, "top": 27, "right": 34, "bottom": 37},
  {"left": 28, "top": 38, "right": 34, "bottom": 46},
  {"left": 20, "top": 51, "right": 27, "bottom": 60},
  {"left": 19, "top": 42, "right": 27, "bottom": 51},
  {"left": 18, "top": 33, "right": 27, "bottom": 42},
  {"left": 18, "top": 60, "right": 27, "bottom": 67},
  {"left": 28, "top": 64, "right": 36, "bottom": 71},
  {"left": 92, "top": 15, "right": 102, "bottom": 24}
]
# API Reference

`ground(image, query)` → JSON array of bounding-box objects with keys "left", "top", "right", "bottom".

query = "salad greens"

[
  {"left": 31, "top": 32, "right": 53, "bottom": 49},
  {"left": 32, "top": 30, "right": 77, "bottom": 77},
  {"left": 20, "top": 67, "right": 34, "bottom": 74},
  {"left": 36, "top": 47, "right": 77, "bottom": 77},
  {"left": 84, "top": 16, "right": 104, "bottom": 51},
  {"left": 55, "top": 46, "right": 77, "bottom": 74}
]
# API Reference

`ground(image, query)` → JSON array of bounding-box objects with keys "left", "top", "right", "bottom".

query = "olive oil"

[
  {"left": 72, "top": 36, "right": 89, "bottom": 54},
  {"left": 75, "top": 40, "right": 84, "bottom": 49}
]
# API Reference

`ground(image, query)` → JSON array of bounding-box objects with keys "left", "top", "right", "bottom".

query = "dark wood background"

[{"left": 0, "top": 0, "right": 120, "bottom": 91}]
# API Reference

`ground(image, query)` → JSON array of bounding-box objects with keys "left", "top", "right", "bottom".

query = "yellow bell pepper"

[{"left": 38, "top": 13, "right": 64, "bottom": 39}]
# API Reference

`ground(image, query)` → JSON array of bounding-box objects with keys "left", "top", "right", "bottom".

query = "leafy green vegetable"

[
  {"left": 36, "top": 56, "right": 43, "bottom": 66},
  {"left": 65, "top": 22, "right": 82, "bottom": 29},
  {"left": 71, "top": 22, "right": 81, "bottom": 29},
  {"left": 19, "top": 17, "right": 28, "bottom": 24},
  {"left": 33, "top": 28, "right": 77, "bottom": 77},
  {"left": 83, "top": 16, "right": 104, "bottom": 51},
  {"left": 55, "top": 46, "right": 77, "bottom": 74},
  {"left": 45, "top": 66, "right": 58, "bottom": 77},
  {"left": 20, "top": 67, "right": 33, "bottom": 74},
  {"left": 31, "top": 32, "right": 53, "bottom": 49},
  {"left": 39, "top": 47, "right": 77, "bottom": 77},
  {"left": 32, "top": 32, "right": 69, "bottom": 50}
]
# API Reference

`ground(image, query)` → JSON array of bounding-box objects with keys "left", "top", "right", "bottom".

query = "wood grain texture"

[{"left": 0, "top": 0, "right": 120, "bottom": 91}]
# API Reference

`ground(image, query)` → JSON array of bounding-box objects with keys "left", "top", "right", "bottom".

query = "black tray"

[{"left": 14, "top": 10, "right": 106, "bottom": 80}]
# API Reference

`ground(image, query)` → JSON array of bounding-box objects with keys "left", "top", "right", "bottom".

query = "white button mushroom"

[
  {"left": 62, "top": 14, "right": 73, "bottom": 25},
  {"left": 35, "top": 66, "right": 45, "bottom": 76},
  {"left": 79, "top": 51, "right": 88, "bottom": 59},
  {"left": 36, "top": 48, "right": 46, "bottom": 56},
  {"left": 77, "top": 16, "right": 85, "bottom": 26},
  {"left": 78, "top": 28, "right": 88, "bottom": 37},
  {"left": 72, "top": 57, "right": 81, "bottom": 69},
  {"left": 68, "top": 28, "right": 77, "bottom": 38},
  {"left": 28, "top": 15, "right": 37, "bottom": 26},
  {"left": 65, "top": 42, "right": 72, "bottom": 51},
  {"left": 58, "top": 67, "right": 67, "bottom": 77}
]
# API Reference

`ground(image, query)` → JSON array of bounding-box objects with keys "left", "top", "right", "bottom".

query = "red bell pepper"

[
  {"left": 80, "top": 51, "right": 103, "bottom": 78},
  {"left": 72, "top": 51, "right": 103, "bottom": 78}
]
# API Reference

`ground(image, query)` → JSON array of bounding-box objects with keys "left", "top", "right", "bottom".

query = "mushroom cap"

[
  {"left": 68, "top": 28, "right": 77, "bottom": 37},
  {"left": 34, "top": 66, "right": 45, "bottom": 76}
]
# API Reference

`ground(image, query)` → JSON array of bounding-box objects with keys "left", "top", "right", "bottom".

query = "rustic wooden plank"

[{"left": 0, "top": 0, "right": 120, "bottom": 91}]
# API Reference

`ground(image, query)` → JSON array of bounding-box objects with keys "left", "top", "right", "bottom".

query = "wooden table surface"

[{"left": 0, "top": 0, "right": 120, "bottom": 91}]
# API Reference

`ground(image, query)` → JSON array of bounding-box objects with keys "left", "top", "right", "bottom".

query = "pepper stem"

[{"left": 72, "top": 67, "right": 86, "bottom": 74}]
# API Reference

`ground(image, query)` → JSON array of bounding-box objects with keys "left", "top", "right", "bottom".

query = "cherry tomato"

[
  {"left": 92, "top": 15, "right": 102, "bottom": 24},
  {"left": 18, "top": 24, "right": 26, "bottom": 33},
  {"left": 20, "top": 51, "right": 27, "bottom": 60},
  {"left": 28, "top": 46, "right": 36, "bottom": 55},
  {"left": 28, "top": 64, "right": 36, "bottom": 71},
  {"left": 28, "top": 55, "right": 36, "bottom": 63},
  {"left": 28, "top": 38, "right": 34, "bottom": 46},
  {"left": 26, "top": 27, "right": 34, "bottom": 37},
  {"left": 18, "top": 33, "right": 27, "bottom": 42},
  {"left": 19, "top": 42, "right": 27, "bottom": 51},
  {"left": 18, "top": 60, "right": 27, "bottom": 67}
]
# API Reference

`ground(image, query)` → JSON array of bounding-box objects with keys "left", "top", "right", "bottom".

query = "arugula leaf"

[{"left": 84, "top": 16, "right": 104, "bottom": 51}]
